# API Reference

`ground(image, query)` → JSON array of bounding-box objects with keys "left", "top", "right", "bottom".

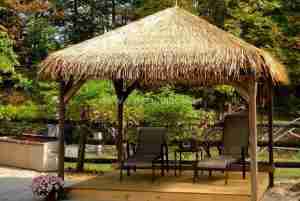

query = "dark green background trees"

[{"left": 0, "top": 0, "right": 299, "bottom": 136}]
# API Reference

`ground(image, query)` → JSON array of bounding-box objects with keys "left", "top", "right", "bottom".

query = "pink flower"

[{"left": 31, "top": 175, "right": 64, "bottom": 199}]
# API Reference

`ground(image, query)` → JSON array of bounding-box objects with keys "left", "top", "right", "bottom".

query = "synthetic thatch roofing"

[{"left": 39, "top": 7, "right": 288, "bottom": 85}]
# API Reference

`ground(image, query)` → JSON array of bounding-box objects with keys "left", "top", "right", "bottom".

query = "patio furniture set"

[{"left": 119, "top": 111, "right": 249, "bottom": 183}]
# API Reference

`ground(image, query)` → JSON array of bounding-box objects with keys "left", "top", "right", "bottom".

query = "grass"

[
  {"left": 258, "top": 150, "right": 300, "bottom": 179},
  {"left": 65, "top": 162, "right": 113, "bottom": 172},
  {"left": 276, "top": 168, "right": 300, "bottom": 179}
]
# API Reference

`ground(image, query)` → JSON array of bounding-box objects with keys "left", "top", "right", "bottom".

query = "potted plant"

[{"left": 32, "top": 175, "right": 64, "bottom": 201}]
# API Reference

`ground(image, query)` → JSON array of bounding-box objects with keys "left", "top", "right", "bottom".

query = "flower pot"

[{"left": 45, "top": 190, "right": 57, "bottom": 201}]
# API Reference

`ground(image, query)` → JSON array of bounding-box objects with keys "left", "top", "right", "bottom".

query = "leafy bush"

[
  {"left": 0, "top": 101, "right": 41, "bottom": 120},
  {"left": 142, "top": 87, "right": 202, "bottom": 141},
  {"left": 0, "top": 31, "right": 18, "bottom": 74}
]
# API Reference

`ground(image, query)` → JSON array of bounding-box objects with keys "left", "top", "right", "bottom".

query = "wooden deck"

[{"left": 67, "top": 170, "right": 269, "bottom": 201}]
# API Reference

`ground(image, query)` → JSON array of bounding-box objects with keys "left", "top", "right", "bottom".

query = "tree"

[
  {"left": 61, "top": 0, "right": 133, "bottom": 43},
  {"left": 0, "top": 31, "right": 18, "bottom": 74},
  {"left": 24, "top": 16, "right": 59, "bottom": 63},
  {"left": 196, "top": 0, "right": 226, "bottom": 27}
]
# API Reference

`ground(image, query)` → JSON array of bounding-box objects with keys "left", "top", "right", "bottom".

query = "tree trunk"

[
  {"left": 76, "top": 106, "right": 89, "bottom": 171},
  {"left": 76, "top": 127, "right": 87, "bottom": 172},
  {"left": 112, "top": 0, "right": 116, "bottom": 28}
]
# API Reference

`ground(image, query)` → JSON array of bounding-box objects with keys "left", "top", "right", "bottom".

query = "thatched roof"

[{"left": 39, "top": 7, "right": 288, "bottom": 86}]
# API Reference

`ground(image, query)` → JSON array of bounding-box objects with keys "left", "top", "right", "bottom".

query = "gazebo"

[{"left": 39, "top": 6, "right": 288, "bottom": 201}]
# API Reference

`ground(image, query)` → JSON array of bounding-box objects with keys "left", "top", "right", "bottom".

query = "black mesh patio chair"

[
  {"left": 193, "top": 111, "right": 249, "bottom": 184},
  {"left": 120, "top": 127, "right": 168, "bottom": 182}
]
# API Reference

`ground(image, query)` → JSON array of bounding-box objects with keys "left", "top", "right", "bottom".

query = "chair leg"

[
  {"left": 152, "top": 163, "right": 155, "bottom": 182},
  {"left": 174, "top": 151, "right": 177, "bottom": 176},
  {"left": 179, "top": 152, "right": 182, "bottom": 176},
  {"left": 242, "top": 162, "right": 246, "bottom": 179},
  {"left": 209, "top": 170, "right": 212, "bottom": 177},
  {"left": 193, "top": 168, "right": 198, "bottom": 183},
  {"left": 167, "top": 160, "right": 169, "bottom": 173},
  {"left": 161, "top": 159, "right": 165, "bottom": 176},
  {"left": 225, "top": 171, "right": 229, "bottom": 185},
  {"left": 120, "top": 166, "right": 123, "bottom": 182},
  {"left": 127, "top": 167, "right": 130, "bottom": 176},
  {"left": 166, "top": 152, "right": 169, "bottom": 173}
]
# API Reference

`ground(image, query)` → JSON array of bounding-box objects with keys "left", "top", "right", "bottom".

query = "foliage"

[
  {"left": 3, "top": 0, "right": 51, "bottom": 13},
  {"left": 66, "top": 82, "right": 211, "bottom": 141},
  {"left": 0, "top": 101, "right": 42, "bottom": 120},
  {"left": 24, "top": 16, "right": 59, "bottom": 63},
  {"left": 0, "top": 0, "right": 299, "bottom": 139},
  {"left": 0, "top": 31, "right": 32, "bottom": 90},
  {"left": 143, "top": 87, "right": 198, "bottom": 126},
  {"left": 0, "top": 31, "right": 18, "bottom": 74},
  {"left": 62, "top": 0, "right": 134, "bottom": 43},
  {"left": 141, "top": 87, "right": 212, "bottom": 141}
]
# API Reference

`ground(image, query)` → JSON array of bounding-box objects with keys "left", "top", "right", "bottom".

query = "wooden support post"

[
  {"left": 268, "top": 81, "right": 274, "bottom": 187},
  {"left": 58, "top": 81, "right": 66, "bottom": 180},
  {"left": 113, "top": 80, "right": 138, "bottom": 162},
  {"left": 249, "top": 79, "right": 258, "bottom": 201},
  {"left": 117, "top": 99, "right": 124, "bottom": 162}
]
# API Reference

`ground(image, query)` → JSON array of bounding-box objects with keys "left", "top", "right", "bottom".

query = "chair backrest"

[
  {"left": 136, "top": 127, "right": 167, "bottom": 155},
  {"left": 222, "top": 111, "right": 249, "bottom": 158}
]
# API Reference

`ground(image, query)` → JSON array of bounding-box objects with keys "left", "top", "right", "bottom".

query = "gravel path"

[
  {"left": 0, "top": 166, "right": 41, "bottom": 201},
  {"left": 1, "top": 166, "right": 299, "bottom": 201},
  {"left": 0, "top": 166, "right": 79, "bottom": 201}
]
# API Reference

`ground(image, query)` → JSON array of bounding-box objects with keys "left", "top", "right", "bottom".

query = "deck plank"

[{"left": 67, "top": 170, "right": 268, "bottom": 201}]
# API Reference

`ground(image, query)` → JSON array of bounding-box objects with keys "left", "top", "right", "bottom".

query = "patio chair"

[
  {"left": 193, "top": 111, "right": 249, "bottom": 184},
  {"left": 120, "top": 127, "right": 168, "bottom": 182}
]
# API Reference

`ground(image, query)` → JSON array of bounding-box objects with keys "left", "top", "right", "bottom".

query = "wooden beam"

[
  {"left": 268, "top": 80, "right": 274, "bottom": 187},
  {"left": 231, "top": 82, "right": 249, "bottom": 102},
  {"left": 58, "top": 80, "right": 66, "bottom": 180},
  {"left": 249, "top": 78, "right": 258, "bottom": 201},
  {"left": 64, "top": 79, "right": 86, "bottom": 105}
]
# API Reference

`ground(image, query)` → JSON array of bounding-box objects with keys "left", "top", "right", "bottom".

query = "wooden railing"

[{"left": 1, "top": 118, "right": 300, "bottom": 169}]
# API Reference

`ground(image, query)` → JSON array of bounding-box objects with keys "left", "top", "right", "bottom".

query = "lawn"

[{"left": 65, "top": 162, "right": 113, "bottom": 172}]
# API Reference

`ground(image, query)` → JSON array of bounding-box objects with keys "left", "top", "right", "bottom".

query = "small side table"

[{"left": 174, "top": 147, "right": 203, "bottom": 176}]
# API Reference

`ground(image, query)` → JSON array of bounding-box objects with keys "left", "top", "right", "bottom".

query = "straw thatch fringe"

[{"left": 39, "top": 7, "right": 288, "bottom": 86}]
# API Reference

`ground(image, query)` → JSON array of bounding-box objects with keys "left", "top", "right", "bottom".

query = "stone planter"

[{"left": 0, "top": 135, "right": 58, "bottom": 171}]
